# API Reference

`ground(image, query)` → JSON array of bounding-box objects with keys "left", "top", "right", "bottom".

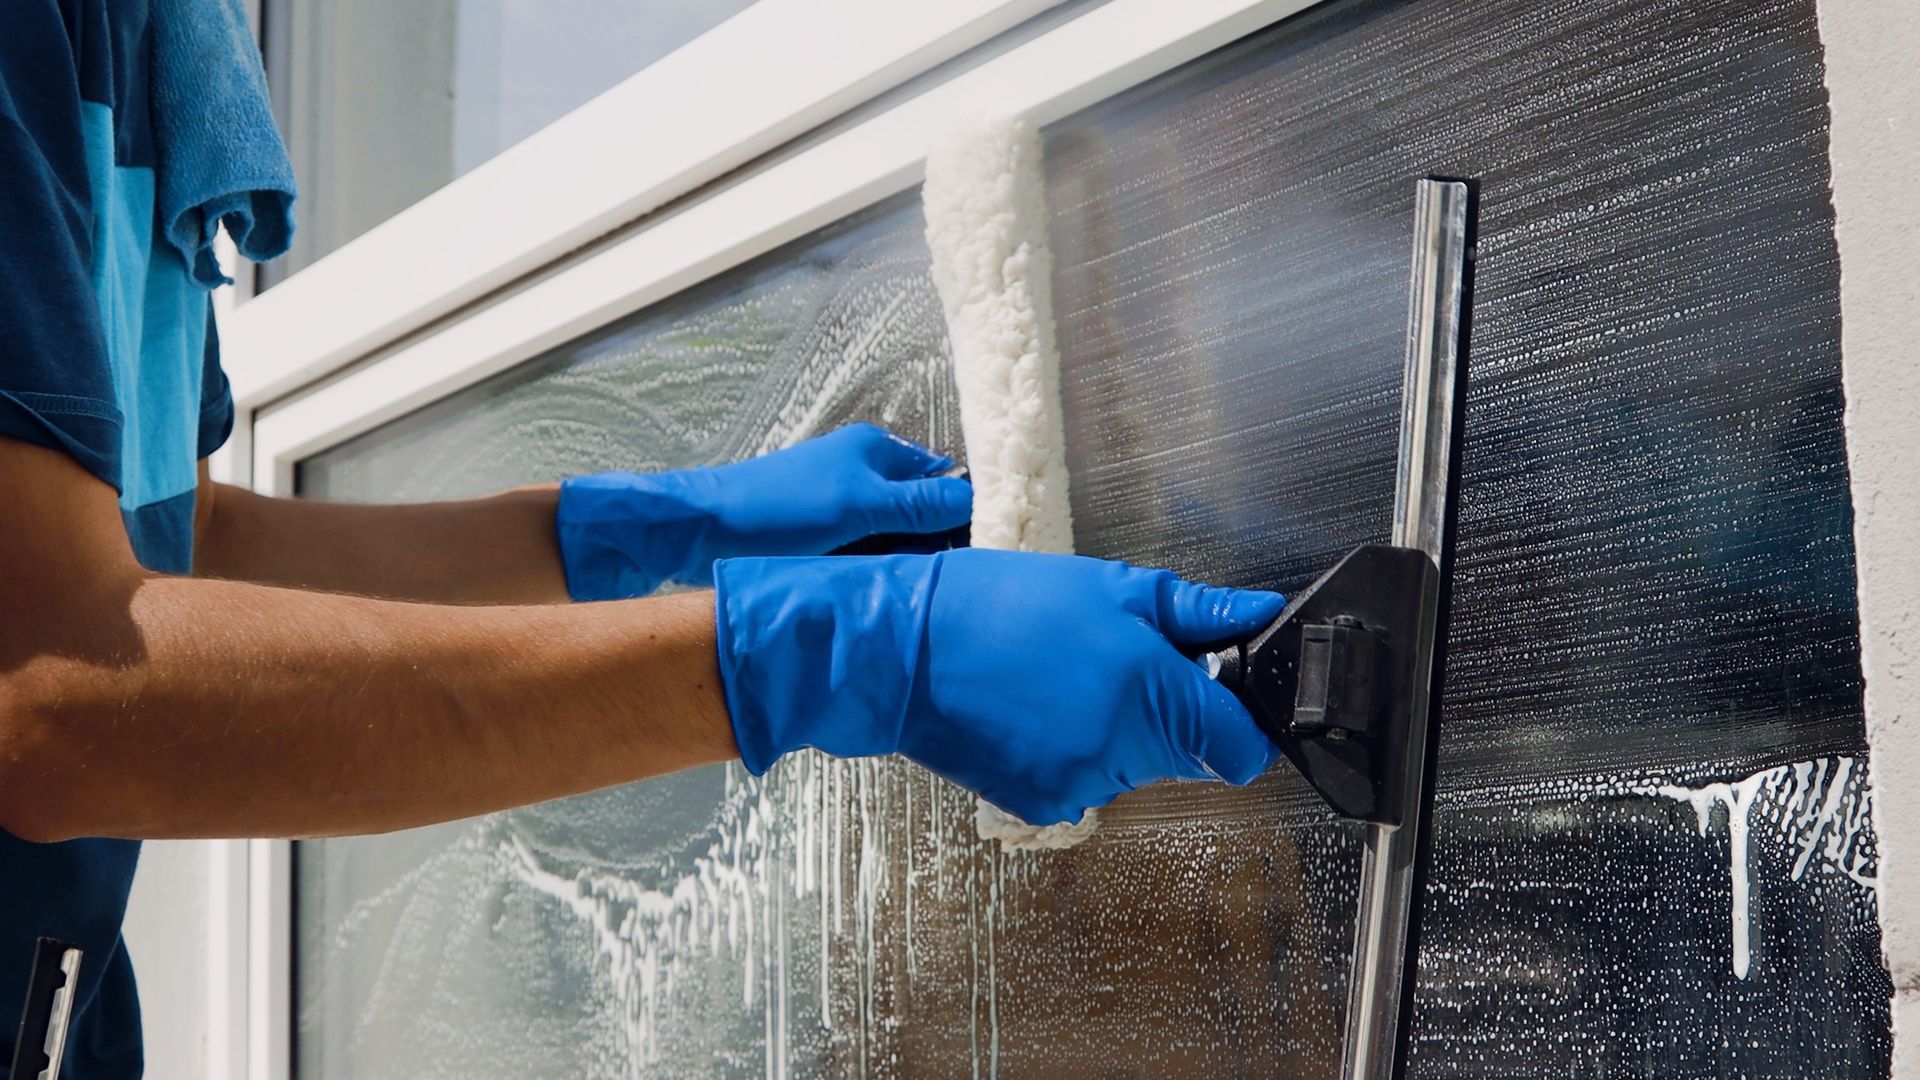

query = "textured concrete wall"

[{"left": 1817, "top": 0, "right": 1920, "bottom": 1074}]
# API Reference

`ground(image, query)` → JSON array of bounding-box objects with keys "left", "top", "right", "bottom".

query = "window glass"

[
  {"left": 264, "top": 0, "right": 760, "bottom": 281},
  {"left": 292, "top": 0, "right": 1890, "bottom": 1071},
  {"left": 294, "top": 183, "right": 1391, "bottom": 1074},
  {"left": 294, "top": 195, "right": 949, "bottom": 1076},
  {"left": 1039, "top": 0, "right": 1886, "bottom": 1071}
]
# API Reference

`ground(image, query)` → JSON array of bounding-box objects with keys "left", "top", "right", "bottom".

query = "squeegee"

[{"left": 1208, "top": 177, "right": 1475, "bottom": 1080}]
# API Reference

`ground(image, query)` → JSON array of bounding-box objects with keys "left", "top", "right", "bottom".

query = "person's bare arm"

[
  {"left": 0, "top": 440, "right": 735, "bottom": 843},
  {"left": 193, "top": 465, "right": 571, "bottom": 604},
  {"left": 193, "top": 422, "right": 976, "bottom": 606}
]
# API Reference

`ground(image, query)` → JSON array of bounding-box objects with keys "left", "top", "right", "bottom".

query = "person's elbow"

[
  {"left": 0, "top": 440, "right": 161, "bottom": 842},
  {"left": 0, "top": 665, "right": 89, "bottom": 844}
]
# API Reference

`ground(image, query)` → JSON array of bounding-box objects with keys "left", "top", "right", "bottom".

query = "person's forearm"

[
  {"left": 0, "top": 574, "right": 732, "bottom": 842},
  {"left": 195, "top": 479, "right": 571, "bottom": 604}
]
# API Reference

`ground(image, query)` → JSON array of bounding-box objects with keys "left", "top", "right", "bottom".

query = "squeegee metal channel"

[{"left": 1339, "top": 176, "right": 1472, "bottom": 1080}]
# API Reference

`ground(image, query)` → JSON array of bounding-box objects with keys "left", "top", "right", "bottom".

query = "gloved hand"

[
  {"left": 715, "top": 549, "right": 1286, "bottom": 826},
  {"left": 557, "top": 423, "right": 971, "bottom": 600}
]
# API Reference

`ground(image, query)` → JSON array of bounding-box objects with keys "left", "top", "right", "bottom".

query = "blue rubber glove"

[
  {"left": 557, "top": 423, "right": 971, "bottom": 600},
  {"left": 715, "top": 549, "right": 1287, "bottom": 826}
]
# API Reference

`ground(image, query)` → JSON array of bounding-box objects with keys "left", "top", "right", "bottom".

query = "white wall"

[
  {"left": 1817, "top": 0, "right": 1920, "bottom": 1074},
  {"left": 124, "top": 842, "right": 213, "bottom": 1078}
]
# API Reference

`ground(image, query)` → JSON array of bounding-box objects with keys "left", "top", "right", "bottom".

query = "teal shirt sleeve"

[{"left": 0, "top": 5, "right": 125, "bottom": 488}]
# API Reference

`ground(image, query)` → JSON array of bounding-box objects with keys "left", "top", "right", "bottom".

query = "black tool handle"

[
  {"left": 1206, "top": 544, "right": 1439, "bottom": 824},
  {"left": 11, "top": 937, "right": 83, "bottom": 1080},
  {"left": 829, "top": 522, "right": 972, "bottom": 557}
]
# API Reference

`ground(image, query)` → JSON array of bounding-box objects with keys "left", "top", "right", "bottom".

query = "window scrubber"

[{"left": 922, "top": 116, "right": 1094, "bottom": 851}]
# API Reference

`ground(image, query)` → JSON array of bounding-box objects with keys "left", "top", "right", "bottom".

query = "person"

[{"left": 0, "top": 2, "right": 1284, "bottom": 1074}]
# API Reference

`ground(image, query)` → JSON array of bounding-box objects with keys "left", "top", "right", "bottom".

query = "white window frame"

[
  {"left": 214, "top": 0, "right": 1324, "bottom": 1073},
  {"left": 220, "top": 0, "right": 1069, "bottom": 412}
]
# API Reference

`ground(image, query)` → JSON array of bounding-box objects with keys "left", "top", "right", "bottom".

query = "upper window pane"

[{"left": 264, "top": 0, "right": 760, "bottom": 280}]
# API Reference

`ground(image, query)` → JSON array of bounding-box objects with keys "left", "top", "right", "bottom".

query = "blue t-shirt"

[{"left": 1, "top": 2, "right": 236, "bottom": 1074}]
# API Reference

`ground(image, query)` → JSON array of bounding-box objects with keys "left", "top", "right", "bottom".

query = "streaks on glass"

[
  {"left": 1044, "top": 0, "right": 1862, "bottom": 789},
  {"left": 1647, "top": 756, "right": 1876, "bottom": 979},
  {"left": 299, "top": 202, "right": 956, "bottom": 506},
  {"left": 1409, "top": 758, "right": 1883, "bottom": 1076}
]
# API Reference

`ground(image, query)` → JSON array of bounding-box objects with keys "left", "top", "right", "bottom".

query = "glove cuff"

[
  {"left": 713, "top": 555, "right": 934, "bottom": 774},
  {"left": 556, "top": 471, "right": 721, "bottom": 600}
]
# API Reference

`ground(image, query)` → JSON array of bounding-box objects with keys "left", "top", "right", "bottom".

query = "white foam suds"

[
  {"left": 487, "top": 755, "right": 904, "bottom": 1071},
  {"left": 923, "top": 115, "right": 1091, "bottom": 851},
  {"left": 971, "top": 801, "right": 1100, "bottom": 850},
  {"left": 1646, "top": 756, "right": 1876, "bottom": 979}
]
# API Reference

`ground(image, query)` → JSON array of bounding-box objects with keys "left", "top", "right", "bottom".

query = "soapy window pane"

[
  {"left": 1036, "top": 0, "right": 1887, "bottom": 1070},
  {"left": 294, "top": 185, "right": 1382, "bottom": 1077},
  {"left": 1411, "top": 762, "right": 1884, "bottom": 1076},
  {"left": 294, "top": 197, "right": 956, "bottom": 1078}
]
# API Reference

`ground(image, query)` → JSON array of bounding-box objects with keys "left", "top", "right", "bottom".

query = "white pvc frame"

[
  {"left": 221, "top": 0, "right": 1325, "bottom": 1073},
  {"left": 220, "top": 0, "right": 1067, "bottom": 411}
]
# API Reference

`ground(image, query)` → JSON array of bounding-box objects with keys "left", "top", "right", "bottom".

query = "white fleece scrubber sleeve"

[{"left": 924, "top": 116, "right": 1097, "bottom": 851}]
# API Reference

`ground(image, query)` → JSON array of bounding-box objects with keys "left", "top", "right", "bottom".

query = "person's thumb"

[
  {"left": 1152, "top": 576, "right": 1285, "bottom": 647},
  {"left": 873, "top": 475, "right": 972, "bottom": 534}
]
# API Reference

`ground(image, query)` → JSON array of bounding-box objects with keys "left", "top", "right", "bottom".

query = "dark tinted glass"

[{"left": 1037, "top": 0, "right": 1885, "bottom": 1071}]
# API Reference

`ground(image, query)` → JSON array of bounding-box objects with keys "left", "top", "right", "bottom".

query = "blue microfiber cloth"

[{"left": 149, "top": 0, "right": 297, "bottom": 287}]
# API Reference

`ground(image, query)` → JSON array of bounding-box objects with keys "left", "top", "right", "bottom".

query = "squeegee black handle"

[
  {"left": 830, "top": 523, "right": 971, "bottom": 557},
  {"left": 11, "top": 937, "right": 82, "bottom": 1080},
  {"left": 1204, "top": 544, "right": 1438, "bottom": 825}
]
